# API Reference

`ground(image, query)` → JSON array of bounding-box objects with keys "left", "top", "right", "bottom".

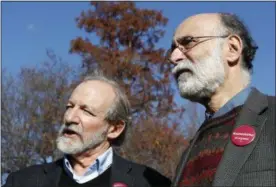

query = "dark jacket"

[
  {"left": 172, "top": 87, "right": 275, "bottom": 187},
  {"left": 3, "top": 152, "right": 171, "bottom": 187}
]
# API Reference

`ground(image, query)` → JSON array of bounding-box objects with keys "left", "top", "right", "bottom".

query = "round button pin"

[{"left": 231, "top": 125, "right": 256, "bottom": 146}]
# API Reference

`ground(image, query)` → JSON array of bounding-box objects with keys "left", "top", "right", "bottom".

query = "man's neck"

[
  {"left": 205, "top": 78, "right": 249, "bottom": 114},
  {"left": 69, "top": 141, "right": 110, "bottom": 176}
]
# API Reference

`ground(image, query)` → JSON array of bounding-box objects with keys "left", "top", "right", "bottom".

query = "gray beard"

[{"left": 56, "top": 124, "right": 108, "bottom": 155}]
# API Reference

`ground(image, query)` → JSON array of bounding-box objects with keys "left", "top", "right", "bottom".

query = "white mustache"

[
  {"left": 59, "top": 124, "right": 83, "bottom": 136},
  {"left": 172, "top": 60, "right": 196, "bottom": 76}
]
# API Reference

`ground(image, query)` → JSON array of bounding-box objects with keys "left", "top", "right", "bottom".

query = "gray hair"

[
  {"left": 82, "top": 70, "right": 131, "bottom": 146},
  {"left": 214, "top": 13, "right": 252, "bottom": 85},
  {"left": 218, "top": 13, "right": 258, "bottom": 74}
]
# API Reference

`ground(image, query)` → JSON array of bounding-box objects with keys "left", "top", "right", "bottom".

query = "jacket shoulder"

[
  {"left": 255, "top": 88, "right": 275, "bottom": 104},
  {"left": 3, "top": 163, "right": 47, "bottom": 187},
  {"left": 4, "top": 160, "right": 61, "bottom": 186},
  {"left": 8, "top": 163, "right": 46, "bottom": 178},
  {"left": 10, "top": 159, "right": 61, "bottom": 176},
  {"left": 267, "top": 95, "right": 275, "bottom": 105}
]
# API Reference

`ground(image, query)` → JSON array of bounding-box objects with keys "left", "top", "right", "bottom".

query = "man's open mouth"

[
  {"left": 62, "top": 129, "right": 79, "bottom": 137},
  {"left": 175, "top": 68, "right": 192, "bottom": 79}
]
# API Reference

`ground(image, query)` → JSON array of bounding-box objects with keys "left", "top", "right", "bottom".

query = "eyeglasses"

[{"left": 166, "top": 34, "right": 229, "bottom": 63}]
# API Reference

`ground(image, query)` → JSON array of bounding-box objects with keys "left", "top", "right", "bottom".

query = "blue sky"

[{"left": 2, "top": 2, "right": 275, "bottom": 125}]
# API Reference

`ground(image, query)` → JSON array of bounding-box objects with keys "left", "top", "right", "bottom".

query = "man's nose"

[
  {"left": 170, "top": 48, "right": 186, "bottom": 65},
  {"left": 64, "top": 108, "right": 80, "bottom": 125}
]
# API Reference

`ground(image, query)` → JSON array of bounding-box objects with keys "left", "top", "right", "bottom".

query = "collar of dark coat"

[
  {"left": 213, "top": 87, "right": 269, "bottom": 186},
  {"left": 112, "top": 151, "right": 133, "bottom": 174},
  {"left": 42, "top": 150, "right": 134, "bottom": 187},
  {"left": 241, "top": 87, "right": 268, "bottom": 115},
  {"left": 111, "top": 152, "right": 135, "bottom": 187}
]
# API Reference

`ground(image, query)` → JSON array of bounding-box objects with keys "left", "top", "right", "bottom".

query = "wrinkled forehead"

[
  {"left": 174, "top": 14, "right": 221, "bottom": 40},
  {"left": 70, "top": 80, "right": 116, "bottom": 112}
]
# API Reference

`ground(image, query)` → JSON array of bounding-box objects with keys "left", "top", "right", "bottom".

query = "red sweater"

[{"left": 179, "top": 105, "right": 243, "bottom": 186}]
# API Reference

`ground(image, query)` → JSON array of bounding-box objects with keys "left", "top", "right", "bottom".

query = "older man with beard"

[
  {"left": 4, "top": 71, "right": 171, "bottom": 187},
  {"left": 168, "top": 13, "right": 275, "bottom": 187}
]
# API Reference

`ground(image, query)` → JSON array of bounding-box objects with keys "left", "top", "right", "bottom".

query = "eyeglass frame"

[{"left": 166, "top": 34, "right": 230, "bottom": 63}]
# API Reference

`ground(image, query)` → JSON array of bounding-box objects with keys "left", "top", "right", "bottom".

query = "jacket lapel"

[
  {"left": 111, "top": 152, "right": 134, "bottom": 187},
  {"left": 40, "top": 159, "right": 62, "bottom": 187},
  {"left": 213, "top": 88, "right": 268, "bottom": 186}
]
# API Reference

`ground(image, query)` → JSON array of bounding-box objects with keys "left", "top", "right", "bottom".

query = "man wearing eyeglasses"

[{"left": 168, "top": 13, "right": 275, "bottom": 187}]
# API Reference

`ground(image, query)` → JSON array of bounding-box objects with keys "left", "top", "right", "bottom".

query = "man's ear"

[
  {"left": 226, "top": 34, "right": 243, "bottom": 66},
  {"left": 107, "top": 120, "right": 125, "bottom": 140}
]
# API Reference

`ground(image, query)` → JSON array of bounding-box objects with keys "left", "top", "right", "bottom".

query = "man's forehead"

[
  {"left": 174, "top": 13, "right": 220, "bottom": 39},
  {"left": 70, "top": 80, "right": 116, "bottom": 110}
]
